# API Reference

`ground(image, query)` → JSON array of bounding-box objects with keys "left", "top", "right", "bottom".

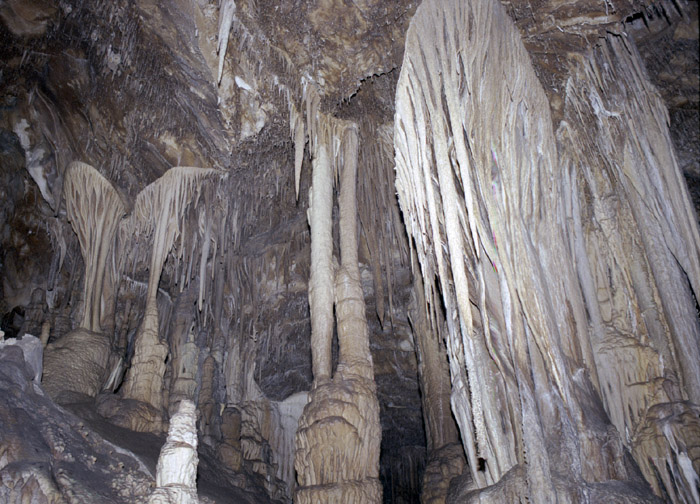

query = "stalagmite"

[
  {"left": 43, "top": 161, "right": 126, "bottom": 402},
  {"left": 167, "top": 285, "right": 200, "bottom": 415},
  {"left": 394, "top": 0, "right": 700, "bottom": 501},
  {"left": 148, "top": 400, "right": 200, "bottom": 504},
  {"left": 120, "top": 167, "right": 223, "bottom": 430},
  {"left": 294, "top": 91, "right": 382, "bottom": 503}
]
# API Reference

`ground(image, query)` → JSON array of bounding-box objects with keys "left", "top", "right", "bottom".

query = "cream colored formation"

[
  {"left": 394, "top": 0, "right": 700, "bottom": 501},
  {"left": 42, "top": 163, "right": 225, "bottom": 433},
  {"left": 293, "top": 84, "right": 382, "bottom": 503},
  {"left": 27, "top": 0, "right": 699, "bottom": 501},
  {"left": 43, "top": 162, "right": 126, "bottom": 402},
  {"left": 149, "top": 400, "right": 200, "bottom": 504},
  {"left": 120, "top": 167, "right": 224, "bottom": 432}
]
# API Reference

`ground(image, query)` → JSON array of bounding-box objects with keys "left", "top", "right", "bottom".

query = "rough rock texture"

[
  {"left": 0, "top": 0, "right": 698, "bottom": 502},
  {"left": 42, "top": 327, "right": 111, "bottom": 403},
  {"left": 395, "top": 0, "right": 700, "bottom": 501},
  {"left": 0, "top": 333, "right": 43, "bottom": 383},
  {"left": 0, "top": 343, "right": 154, "bottom": 503}
]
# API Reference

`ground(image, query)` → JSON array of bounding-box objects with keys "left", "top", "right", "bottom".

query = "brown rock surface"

[{"left": 0, "top": 0, "right": 698, "bottom": 501}]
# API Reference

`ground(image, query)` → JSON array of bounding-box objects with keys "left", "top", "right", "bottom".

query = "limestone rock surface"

[
  {"left": 149, "top": 400, "right": 200, "bottom": 504},
  {"left": 0, "top": 343, "right": 154, "bottom": 503},
  {"left": 42, "top": 328, "right": 111, "bottom": 403}
]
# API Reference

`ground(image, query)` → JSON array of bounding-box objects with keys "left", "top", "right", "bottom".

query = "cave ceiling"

[{"left": 0, "top": 0, "right": 698, "bottom": 502}]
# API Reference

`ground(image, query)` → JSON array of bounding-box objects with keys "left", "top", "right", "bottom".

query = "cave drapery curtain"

[{"left": 393, "top": 0, "right": 700, "bottom": 500}]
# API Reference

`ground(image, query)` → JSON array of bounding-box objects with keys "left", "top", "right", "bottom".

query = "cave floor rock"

[{"left": 0, "top": 345, "right": 285, "bottom": 503}]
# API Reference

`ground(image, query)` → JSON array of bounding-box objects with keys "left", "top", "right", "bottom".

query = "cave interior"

[{"left": 0, "top": 0, "right": 699, "bottom": 502}]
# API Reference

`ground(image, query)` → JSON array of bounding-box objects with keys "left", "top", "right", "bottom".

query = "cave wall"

[{"left": 0, "top": 0, "right": 698, "bottom": 502}]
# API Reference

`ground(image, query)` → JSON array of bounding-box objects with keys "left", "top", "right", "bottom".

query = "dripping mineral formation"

[{"left": 0, "top": 0, "right": 698, "bottom": 502}]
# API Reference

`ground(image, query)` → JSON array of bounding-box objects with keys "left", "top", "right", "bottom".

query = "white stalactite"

[
  {"left": 294, "top": 86, "right": 382, "bottom": 503},
  {"left": 121, "top": 167, "right": 224, "bottom": 423},
  {"left": 306, "top": 140, "right": 334, "bottom": 381},
  {"left": 394, "top": 0, "right": 700, "bottom": 501},
  {"left": 217, "top": 0, "right": 236, "bottom": 85}
]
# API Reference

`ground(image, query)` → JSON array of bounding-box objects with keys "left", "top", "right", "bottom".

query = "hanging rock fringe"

[
  {"left": 394, "top": 0, "right": 700, "bottom": 501},
  {"left": 119, "top": 167, "right": 226, "bottom": 431}
]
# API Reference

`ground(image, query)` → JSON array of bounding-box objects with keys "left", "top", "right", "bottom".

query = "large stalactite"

[
  {"left": 0, "top": 0, "right": 698, "bottom": 502},
  {"left": 42, "top": 161, "right": 126, "bottom": 402},
  {"left": 394, "top": 0, "right": 700, "bottom": 501},
  {"left": 116, "top": 167, "right": 225, "bottom": 432}
]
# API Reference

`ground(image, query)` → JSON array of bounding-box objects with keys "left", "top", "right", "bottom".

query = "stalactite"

[
  {"left": 217, "top": 0, "right": 236, "bottom": 85},
  {"left": 62, "top": 161, "right": 127, "bottom": 333},
  {"left": 557, "top": 33, "right": 700, "bottom": 501},
  {"left": 289, "top": 101, "right": 305, "bottom": 201},
  {"left": 307, "top": 141, "right": 334, "bottom": 381},
  {"left": 395, "top": 0, "right": 700, "bottom": 501},
  {"left": 42, "top": 161, "right": 126, "bottom": 402},
  {"left": 294, "top": 85, "right": 382, "bottom": 503},
  {"left": 119, "top": 167, "right": 224, "bottom": 431},
  {"left": 356, "top": 122, "right": 408, "bottom": 328},
  {"left": 269, "top": 391, "right": 308, "bottom": 493}
]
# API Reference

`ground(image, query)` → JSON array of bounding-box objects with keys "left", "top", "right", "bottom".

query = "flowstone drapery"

[
  {"left": 118, "top": 167, "right": 224, "bottom": 432},
  {"left": 394, "top": 0, "right": 700, "bottom": 501},
  {"left": 43, "top": 161, "right": 126, "bottom": 402},
  {"left": 558, "top": 34, "right": 700, "bottom": 503},
  {"left": 294, "top": 86, "right": 382, "bottom": 503}
]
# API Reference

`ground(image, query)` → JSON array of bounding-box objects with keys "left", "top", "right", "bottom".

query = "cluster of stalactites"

[
  {"left": 394, "top": 0, "right": 700, "bottom": 501},
  {"left": 557, "top": 33, "right": 700, "bottom": 503},
  {"left": 292, "top": 81, "right": 382, "bottom": 503},
  {"left": 119, "top": 166, "right": 229, "bottom": 324},
  {"left": 395, "top": 0, "right": 554, "bottom": 491},
  {"left": 116, "top": 167, "right": 228, "bottom": 421},
  {"left": 63, "top": 161, "right": 127, "bottom": 333}
]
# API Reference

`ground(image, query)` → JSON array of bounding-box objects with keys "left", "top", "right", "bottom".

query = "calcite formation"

[
  {"left": 294, "top": 93, "right": 382, "bottom": 503},
  {"left": 149, "top": 400, "right": 200, "bottom": 504},
  {"left": 119, "top": 167, "right": 225, "bottom": 431},
  {"left": 42, "top": 162, "right": 126, "bottom": 401},
  {"left": 0, "top": 0, "right": 698, "bottom": 502},
  {"left": 42, "top": 328, "right": 111, "bottom": 402},
  {"left": 394, "top": 0, "right": 700, "bottom": 500}
]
